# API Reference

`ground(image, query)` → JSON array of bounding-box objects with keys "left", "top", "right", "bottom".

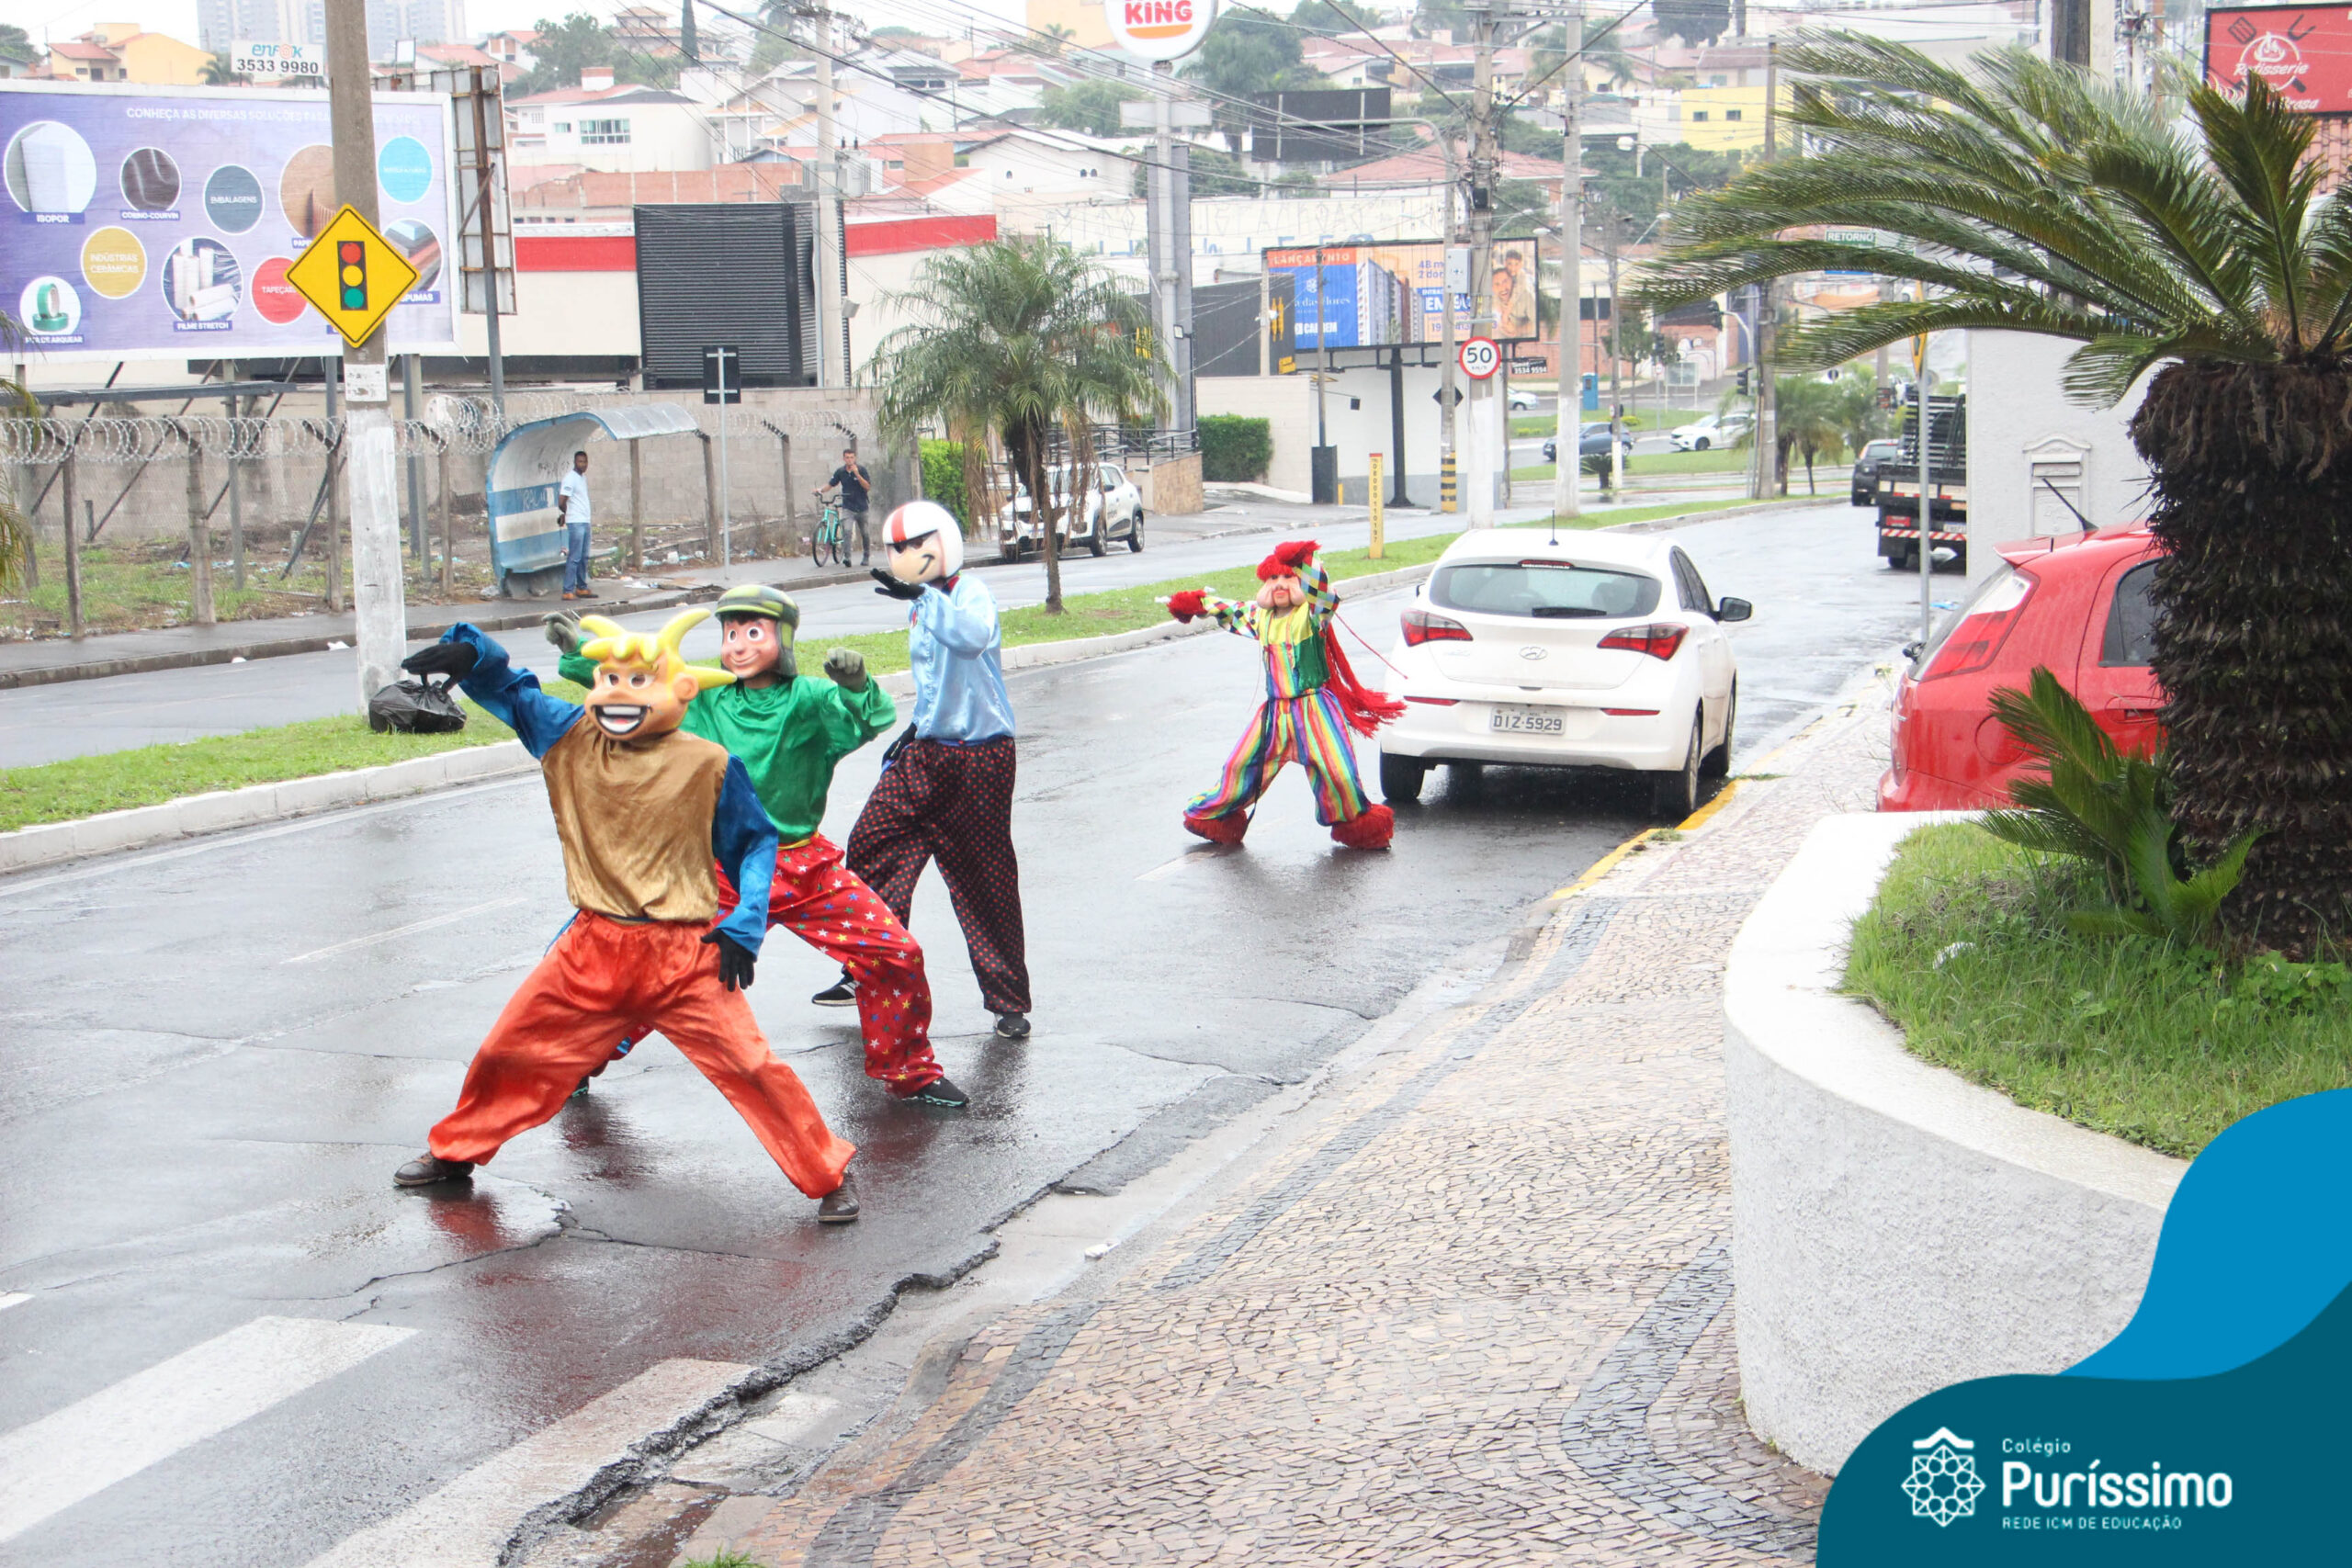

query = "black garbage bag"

[{"left": 369, "top": 674, "right": 469, "bottom": 735}]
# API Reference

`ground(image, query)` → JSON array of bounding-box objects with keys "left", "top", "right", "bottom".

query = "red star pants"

[
  {"left": 427, "top": 912, "right": 854, "bottom": 1198},
  {"left": 718, "top": 835, "right": 944, "bottom": 1095}
]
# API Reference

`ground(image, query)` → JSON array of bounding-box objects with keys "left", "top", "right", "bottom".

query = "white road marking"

[
  {"left": 0, "top": 1294, "right": 27, "bottom": 1313},
  {"left": 300, "top": 1357, "right": 753, "bottom": 1568},
  {"left": 284, "top": 897, "right": 531, "bottom": 964},
  {"left": 0, "top": 1315, "right": 413, "bottom": 1543}
]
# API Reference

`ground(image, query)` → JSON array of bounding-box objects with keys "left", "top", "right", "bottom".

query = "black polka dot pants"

[{"left": 846, "top": 737, "right": 1032, "bottom": 1017}]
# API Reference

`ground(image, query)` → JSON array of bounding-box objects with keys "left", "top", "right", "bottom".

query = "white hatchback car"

[
  {"left": 1376, "top": 530, "right": 1750, "bottom": 818},
  {"left": 1004, "top": 464, "right": 1147, "bottom": 558}
]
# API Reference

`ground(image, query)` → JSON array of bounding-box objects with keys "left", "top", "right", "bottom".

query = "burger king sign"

[{"left": 1108, "top": 0, "right": 1217, "bottom": 61}]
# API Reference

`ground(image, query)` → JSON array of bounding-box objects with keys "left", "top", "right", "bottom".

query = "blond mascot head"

[
  {"left": 883, "top": 501, "right": 964, "bottom": 585},
  {"left": 575, "top": 607, "right": 732, "bottom": 742}
]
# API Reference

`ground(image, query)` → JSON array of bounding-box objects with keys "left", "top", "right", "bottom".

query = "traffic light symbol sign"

[
  {"left": 282, "top": 206, "right": 419, "bottom": 347},
  {"left": 338, "top": 242, "right": 367, "bottom": 310}
]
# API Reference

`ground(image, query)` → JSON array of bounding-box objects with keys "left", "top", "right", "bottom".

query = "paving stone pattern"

[{"left": 731, "top": 706, "right": 1886, "bottom": 1566}]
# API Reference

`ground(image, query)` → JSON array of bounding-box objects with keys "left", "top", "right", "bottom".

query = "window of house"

[
  {"left": 553, "top": 120, "right": 571, "bottom": 131},
  {"left": 1710, "top": 73, "right": 1727, "bottom": 85},
  {"left": 580, "top": 118, "right": 629, "bottom": 143},
  {"left": 1724, "top": 109, "right": 1742, "bottom": 120},
  {"left": 1690, "top": 110, "right": 1708, "bottom": 121}
]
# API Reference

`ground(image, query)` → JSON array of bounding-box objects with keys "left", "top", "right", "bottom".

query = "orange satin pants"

[{"left": 427, "top": 911, "right": 855, "bottom": 1198}]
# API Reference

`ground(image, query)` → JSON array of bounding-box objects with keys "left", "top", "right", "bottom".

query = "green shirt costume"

[{"left": 560, "top": 652, "right": 895, "bottom": 841}]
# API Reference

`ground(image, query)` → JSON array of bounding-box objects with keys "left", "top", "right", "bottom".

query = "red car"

[{"left": 1880, "top": 525, "right": 2165, "bottom": 811}]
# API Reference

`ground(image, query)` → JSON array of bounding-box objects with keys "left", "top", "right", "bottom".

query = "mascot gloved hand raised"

[{"left": 1161, "top": 539, "right": 1404, "bottom": 851}]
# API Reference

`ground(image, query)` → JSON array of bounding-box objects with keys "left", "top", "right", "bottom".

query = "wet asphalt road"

[{"left": 0, "top": 501, "right": 1936, "bottom": 1565}]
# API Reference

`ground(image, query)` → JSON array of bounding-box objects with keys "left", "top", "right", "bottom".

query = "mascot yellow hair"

[{"left": 577, "top": 608, "right": 735, "bottom": 691}]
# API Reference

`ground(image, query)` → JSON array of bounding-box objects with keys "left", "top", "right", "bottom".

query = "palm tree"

[
  {"left": 1768, "top": 373, "right": 1847, "bottom": 495},
  {"left": 1641, "top": 36, "right": 2352, "bottom": 955},
  {"left": 200, "top": 51, "right": 249, "bottom": 85},
  {"left": 871, "top": 237, "right": 1166, "bottom": 613}
]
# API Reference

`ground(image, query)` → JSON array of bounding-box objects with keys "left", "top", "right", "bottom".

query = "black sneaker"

[
  {"left": 818, "top": 1174, "right": 861, "bottom": 1224},
  {"left": 393, "top": 1154, "right": 474, "bottom": 1188},
  {"left": 812, "top": 977, "right": 858, "bottom": 1007},
  {"left": 993, "top": 1012, "right": 1031, "bottom": 1041},
  {"left": 904, "top": 1075, "right": 968, "bottom": 1108}
]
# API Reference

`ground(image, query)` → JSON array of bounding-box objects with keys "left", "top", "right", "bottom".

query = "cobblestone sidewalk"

[{"left": 713, "top": 700, "right": 1888, "bottom": 1567}]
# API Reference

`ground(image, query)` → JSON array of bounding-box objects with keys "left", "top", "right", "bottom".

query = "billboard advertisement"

[
  {"left": 1, "top": 80, "right": 460, "bottom": 364},
  {"left": 1265, "top": 237, "right": 1544, "bottom": 352},
  {"left": 2204, "top": 5, "right": 2352, "bottom": 112}
]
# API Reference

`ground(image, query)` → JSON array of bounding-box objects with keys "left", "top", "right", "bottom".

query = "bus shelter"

[{"left": 486, "top": 404, "right": 700, "bottom": 596}]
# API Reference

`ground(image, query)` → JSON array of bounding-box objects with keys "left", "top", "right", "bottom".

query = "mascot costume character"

[
  {"left": 841, "top": 501, "right": 1034, "bottom": 1041},
  {"left": 550, "top": 584, "right": 965, "bottom": 1107},
  {"left": 1164, "top": 539, "right": 1404, "bottom": 850},
  {"left": 391, "top": 611, "right": 863, "bottom": 1224}
]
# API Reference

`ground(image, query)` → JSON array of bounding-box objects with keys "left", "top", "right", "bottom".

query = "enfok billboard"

[
  {"left": 1108, "top": 0, "right": 1217, "bottom": 62},
  {"left": 2205, "top": 5, "right": 2352, "bottom": 112}
]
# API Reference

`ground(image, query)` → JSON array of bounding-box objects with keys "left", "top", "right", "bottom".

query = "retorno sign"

[{"left": 1107, "top": 0, "right": 1217, "bottom": 62}]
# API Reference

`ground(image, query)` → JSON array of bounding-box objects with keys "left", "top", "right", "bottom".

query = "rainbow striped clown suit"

[{"left": 1166, "top": 539, "right": 1404, "bottom": 851}]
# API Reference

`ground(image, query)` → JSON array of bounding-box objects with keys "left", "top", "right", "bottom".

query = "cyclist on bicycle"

[{"left": 814, "top": 447, "right": 873, "bottom": 565}]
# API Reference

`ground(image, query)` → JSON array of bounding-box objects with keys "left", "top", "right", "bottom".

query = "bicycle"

[{"left": 811, "top": 501, "right": 849, "bottom": 569}]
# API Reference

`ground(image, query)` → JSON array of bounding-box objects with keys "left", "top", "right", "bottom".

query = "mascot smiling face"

[
  {"left": 712, "top": 582, "right": 800, "bottom": 684},
  {"left": 577, "top": 608, "right": 733, "bottom": 742},
  {"left": 1254, "top": 539, "right": 1317, "bottom": 613},
  {"left": 883, "top": 501, "right": 965, "bottom": 586}
]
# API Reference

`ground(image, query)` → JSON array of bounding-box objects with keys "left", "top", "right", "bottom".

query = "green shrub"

[
  {"left": 1199, "top": 415, "right": 1272, "bottom": 482},
  {"left": 919, "top": 438, "right": 970, "bottom": 532}
]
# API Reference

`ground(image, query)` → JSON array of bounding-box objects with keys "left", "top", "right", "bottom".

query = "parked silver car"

[{"left": 1004, "top": 464, "right": 1148, "bottom": 558}]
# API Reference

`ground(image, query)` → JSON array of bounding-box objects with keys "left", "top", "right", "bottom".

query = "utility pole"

[
  {"left": 1439, "top": 143, "right": 1460, "bottom": 502},
  {"left": 808, "top": 4, "right": 845, "bottom": 387},
  {"left": 325, "top": 0, "right": 406, "bottom": 709},
  {"left": 1753, "top": 39, "right": 1780, "bottom": 500},
  {"left": 1464, "top": 0, "right": 1499, "bottom": 529},
  {"left": 1606, "top": 222, "right": 1624, "bottom": 492},
  {"left": 1552, "top": 0, "right": 1583, "bottom": 520}
]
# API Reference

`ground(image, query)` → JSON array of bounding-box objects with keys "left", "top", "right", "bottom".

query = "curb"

[
  {"left": 0, "top": 741, "right": 536, "bottom": 876},
  {"left": 0, "top": 565, "right": 1439, "bottom": 878}
]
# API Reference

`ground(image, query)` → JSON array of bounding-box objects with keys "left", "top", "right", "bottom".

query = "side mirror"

[{"left": 1715, "top": 597, "right": 1753, "bottom": 623}]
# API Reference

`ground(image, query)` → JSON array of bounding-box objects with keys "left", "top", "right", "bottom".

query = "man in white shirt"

[{"left": 558, "top": 450, "right": 595, "bottom": 601}]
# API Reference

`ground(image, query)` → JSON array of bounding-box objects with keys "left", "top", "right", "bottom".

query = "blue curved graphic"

[
  {"left": 1818, "top": 1089, "right": 2352, "bottom": 1562},
  {"left": 2070, "top": 1087, "right": 2352, "bottom": 1381}
]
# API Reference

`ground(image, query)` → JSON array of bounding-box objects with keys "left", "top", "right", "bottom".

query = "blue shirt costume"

[
  {"left": 442, "top": 624, "right": 776, "bottom": 958},
  {"left": 905, "top": 574, "right": 1016, "bottom": 744}
]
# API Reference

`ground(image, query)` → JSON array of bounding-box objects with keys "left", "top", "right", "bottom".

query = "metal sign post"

[
  {"left": 704, "top": 345, "right": 741, "bottom": 568},
  {"left": 1369, "top": 452, "right": 1385, "bottom": 559}
]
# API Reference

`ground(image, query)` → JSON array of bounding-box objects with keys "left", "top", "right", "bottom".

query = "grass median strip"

[{"left": 1846, "top": 823, "right": 2352, "bottom": 1158}]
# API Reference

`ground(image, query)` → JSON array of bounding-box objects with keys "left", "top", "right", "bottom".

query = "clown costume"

[
  {"left": 390, "top": 611, "right": 862, "bottom": 1224},
  {"left": 1165, "top": 539, "right": 1404, "bottom": 850}
]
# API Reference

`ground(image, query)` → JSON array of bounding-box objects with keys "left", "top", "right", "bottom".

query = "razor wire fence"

[{"left": 0, "top": 391, "right": 885, "bottom": 468}]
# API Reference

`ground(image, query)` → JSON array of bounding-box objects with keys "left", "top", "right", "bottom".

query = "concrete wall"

[
  {"left": 1724, "top": 812, "right": 2185, "bottom": 1474},
  {"left": 1965, "top": 330, "right": 2153, "bottom": 546},
  {"left": 1197, "top": 363, "right": 1506, "bottom": 508}
]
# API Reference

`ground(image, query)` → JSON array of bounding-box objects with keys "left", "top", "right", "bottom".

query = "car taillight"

[
  {"left": 1401, "top": 607, "right": 1472, "bottom": 647},
  {"left": 1598, "top": 623, "right": 1687, "bottom": 660},
  {"left": 1924, "top": 573, "right": 2034, "bottom": 679},
  {"left": 1602, "top": 707, "right": 1659, "bottom": 716},
  {"left": 1406, "top": 695, "right": 1459, "bottom": 705}
]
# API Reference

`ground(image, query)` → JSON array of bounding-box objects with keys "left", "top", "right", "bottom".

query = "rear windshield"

[
  {"left": 1913, "top": 563, "right": 2029, "bottom": 674},
  {"left": 1431, "top": 561, "right": 1662, "bottom": 619}
]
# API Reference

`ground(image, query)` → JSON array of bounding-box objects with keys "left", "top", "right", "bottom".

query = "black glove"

[
  {"left": 703, "top": 929, "right": 756, "bottom": 991},
  {"left": 402, "top": 640, "right": 478, "bottom": 679},
  {"left": 871, "top": 568, "right": 926, "bottom": 603}
]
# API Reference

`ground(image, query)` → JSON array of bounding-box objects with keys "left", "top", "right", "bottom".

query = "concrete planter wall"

[{"left": 1723, "top": 812, "right": 2187, "bottom": 1474}]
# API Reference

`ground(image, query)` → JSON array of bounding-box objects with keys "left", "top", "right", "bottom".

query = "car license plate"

[{"left": 1489, "top": 705, "right": 1564, "bottom": 735}]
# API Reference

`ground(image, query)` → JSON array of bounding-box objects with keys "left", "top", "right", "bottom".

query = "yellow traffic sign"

[{"left": 284, "top": 205, "right": 419, "bottom": 348}]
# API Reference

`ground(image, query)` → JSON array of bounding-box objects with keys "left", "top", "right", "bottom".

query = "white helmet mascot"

[{"left": 847, "top": 498, "right": 1034, "bottom": 1040}]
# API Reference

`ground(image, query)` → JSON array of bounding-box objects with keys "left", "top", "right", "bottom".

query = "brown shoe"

[
  {"left": 394, "top": 1154, "right": 474, "bottom": 1188},
  {"left": 818, "top": 1174, "right": 861, "bottom": 1224}
]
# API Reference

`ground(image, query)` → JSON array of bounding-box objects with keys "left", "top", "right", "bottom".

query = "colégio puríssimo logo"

[{"left": 1904, "top": 1427, "right": 1987, "bottom": 1527}]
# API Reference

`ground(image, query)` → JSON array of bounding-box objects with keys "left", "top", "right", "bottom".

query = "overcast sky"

[{"left": 21, "top": 0, "right": 1034, "bottom": 54}]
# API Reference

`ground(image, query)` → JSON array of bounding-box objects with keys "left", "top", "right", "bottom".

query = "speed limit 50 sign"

[{"left": 1459, "top": 336, "right": 1502, "bottom": 380}]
